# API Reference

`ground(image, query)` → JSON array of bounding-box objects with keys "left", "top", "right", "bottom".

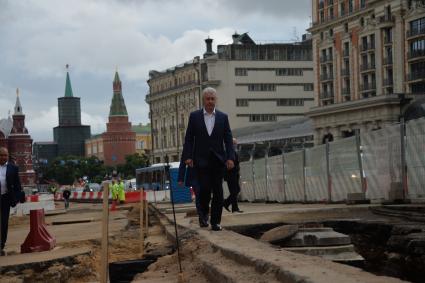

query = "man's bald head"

[{"left": 0, "top": 147, "right": 9, "bottom": 165}]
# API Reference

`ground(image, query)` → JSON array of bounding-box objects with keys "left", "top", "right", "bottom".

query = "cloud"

[
  {"left": 25, "top": 106, "right": 106, "bottom": 141},
  {"left": 0, "top": 0, "right": 311, "bottom": 142}
]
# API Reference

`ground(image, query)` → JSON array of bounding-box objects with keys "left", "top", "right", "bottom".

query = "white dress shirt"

[
  {"left": 0, "top": 162, "right": 7, "bottom": 195},
  {"left": 203, "top": 108, "right": 216, "bottom": 136}
]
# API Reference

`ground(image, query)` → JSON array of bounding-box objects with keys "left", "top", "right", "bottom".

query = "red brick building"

[
  {"left": 0, "top": 89, "right": 36, "bottom": 187},
  {"left": 102, "top": 72, "right": 136, "bottom": 166}
]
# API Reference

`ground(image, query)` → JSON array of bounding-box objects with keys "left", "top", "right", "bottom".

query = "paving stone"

[{"left": 259, "top": 225, "right": 299, "bottom": 244}]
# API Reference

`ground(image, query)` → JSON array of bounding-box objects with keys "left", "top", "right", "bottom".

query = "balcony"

[
  {"left": 383, "top": 57, "right": 393, "bottom": 65},
  {"left": 319, "top": 91, "right": 334, "bottom": 100},
  {"left": 360, "top": 62, "right": 376, "bottom": 72},
  {"left": 383, "top": 78, "right": 394, "bottom": 86},
  {"left": 408, "top": 49, "right": 425, "bottom": 60},
  {"left": 341, "top": 69, "right": 350, "bottom": 76},
  {"left": 360, "top": 82, "right": 377, "bottom": 92},
  {"left": 320, "top": 55, "right": 333, "bottom": 63},
  {"left": 341, "top": 88, "right": 351, "bottom": 96},
  {"left": 343, "top": 49, "right": 349, "bottom": 57},
  {"left": 361, "top": 42, "right": 375, "bottom": 52},
  {"left": 378, "top": 14, "right": 395, "bottom": 26},
  {"left": 407, "top": 28, "right": 425, "bottom": 39},
  {"left": 408, "top": 71, "right": 425, "bottom": 82},
  {"left": 320, "top": 73, "right": 334, "bottom": 81}
]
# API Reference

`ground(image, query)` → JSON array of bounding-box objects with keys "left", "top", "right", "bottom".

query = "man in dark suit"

[
  {"left": 223, "top": 138, "right": 243, "bottom": 213},
  {"left": 182, "top": 87, "right": 235, "bottom": 231},
  {"left": 0, "top": 147, "right": 23, "bottom": 255}
]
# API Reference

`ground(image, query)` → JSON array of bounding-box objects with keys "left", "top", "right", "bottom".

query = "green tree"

[{"left": 121, "top": 153, "right": 149, "bottom": 178}]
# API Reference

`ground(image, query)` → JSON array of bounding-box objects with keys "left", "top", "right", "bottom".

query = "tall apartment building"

[
  {"left": 204, "top": 33, "right": 314, "bottom": 129},
  {"left": 308, "top": 0, "right": 425, "bottom": 144},
  {"left": 146, "top": 34, "right": 314, "bottom": 163}
]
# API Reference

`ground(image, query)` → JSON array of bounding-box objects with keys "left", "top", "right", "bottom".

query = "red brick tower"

[
  {"left": 8, "top": 89, "right": 36, "bottom": 186},
  {"left": 102, "top": 71, "right": 136, "bottom": 166}
]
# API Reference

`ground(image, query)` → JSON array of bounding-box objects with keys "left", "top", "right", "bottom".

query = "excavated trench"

[{"left": 228, "top": 218, "right": 425, "bottom": 283}]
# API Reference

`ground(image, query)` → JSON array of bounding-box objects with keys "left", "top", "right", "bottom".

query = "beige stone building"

[
  {"left": 146, "top": 35, "right": 315, "bottom": 163},
  {"left": 308, "top": 0, "right": 425, "bottom": 144},
  {"left": 146, "top": 60, "right": 202, "bottom": 163}
]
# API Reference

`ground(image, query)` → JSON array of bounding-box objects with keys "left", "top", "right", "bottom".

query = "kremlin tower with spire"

[
  {"left": 1, "top": 89, "right": 36, "bottom": 186},
  {"left": 53, "top": 66, "right": 91, "bottom": 157},
  {"left": 102, "top": 71, "right": 136, "bottom": 166}
]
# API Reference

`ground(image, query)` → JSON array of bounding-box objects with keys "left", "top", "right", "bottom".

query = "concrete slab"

[
  {"left": 0, "top": 247, "right": 91, "bottom": 272},
  {"left": 284, "top": 228, "right": 351, "bottom": 247}
]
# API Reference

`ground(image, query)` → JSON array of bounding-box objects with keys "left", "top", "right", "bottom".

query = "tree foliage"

[{"left": 38, "top": 153, "right": 149, "bottom": 185}]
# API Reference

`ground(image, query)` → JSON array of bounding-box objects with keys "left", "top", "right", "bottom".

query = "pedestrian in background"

[
  {"left": 0, "top": 147, "right": 24, "bottom": 256},
  {"left": 223, "top": 138, "right": 243, "bottom": 213},
  {"left": 63, "top": 188, "right": 71, "bottom": 210},
  {"left": 118, "top": 178, "right": 126, "bottom": 204}
]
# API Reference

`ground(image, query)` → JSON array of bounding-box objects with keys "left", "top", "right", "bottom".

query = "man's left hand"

[{"left": 226, "top": 160, "right": 234, "bottom": 170}]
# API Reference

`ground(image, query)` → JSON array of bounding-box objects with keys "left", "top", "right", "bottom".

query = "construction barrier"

[
  {"left": 54, "top": 190, "right": 169, "bottom": 203},
  {"left": 239, "top": 117, "right": 425, "bottom": 204}
]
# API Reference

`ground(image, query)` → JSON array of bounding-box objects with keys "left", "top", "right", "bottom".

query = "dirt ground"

[{"left": 1, "top": 204, "right": 178, "bottom": 282}]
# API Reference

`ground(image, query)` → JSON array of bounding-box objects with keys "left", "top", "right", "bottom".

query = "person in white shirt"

[{"left": 0, "top": 147, "right": 23, "bottom": 256}]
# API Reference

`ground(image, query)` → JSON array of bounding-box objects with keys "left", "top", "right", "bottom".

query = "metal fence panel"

[
  {"left": 406, "top": 117, "right": 425, "bottom": 200},
  {"left": 267, "top": 155, "right": 285, "bottom": 202},
  {"left": 361, "top": 124, "right": 402, "bottom": 201},
  {"left": 329, "top": 136, "right": 361, "bottom": 202},
  {"left": 239, "top": 160, "right": 255, "bottom": 201},
  {"left": 253, "top": 157, "right": 267, "bottom": 201},
  {"left": 283, "top": 151, "right": 304, "bottom": 202},
  {"left": 305, "top": 145, "right": 328, "bottom": 202}
]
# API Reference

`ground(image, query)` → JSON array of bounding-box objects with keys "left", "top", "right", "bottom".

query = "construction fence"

[{"left": 236, "top": 117, "right": 425, "bottom": 203}]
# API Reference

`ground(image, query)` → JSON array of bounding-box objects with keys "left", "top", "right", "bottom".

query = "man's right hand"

[{"left": 185, "top": 159, "right": 193, "bottom": 167}]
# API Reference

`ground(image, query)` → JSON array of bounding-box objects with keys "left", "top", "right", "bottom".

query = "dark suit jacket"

[
  {"left": 182, "top": 109, "right": 235, "bottom": 169},
  {"left": 5, "top": 163, "right": 23, "bottom": 207}
]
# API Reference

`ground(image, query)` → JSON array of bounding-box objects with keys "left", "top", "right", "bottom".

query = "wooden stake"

[
  {"left": 100, "top": 181, "right": 110, "bottom": 283},
  {"left": 145, "top": 199, "right": 149, "bottom": 236},
  {"left": 140, "top": 189, "right": 145, "bottom": 256}
]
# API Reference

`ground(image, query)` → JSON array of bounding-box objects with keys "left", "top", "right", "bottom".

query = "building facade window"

[
  {"left": 235, "top": 68, "right": 248, "bottom": 76},
  {"left": 249, "top": 114, "right": 277, "bottom": 122},
  {"left": 248, "top": 84, "right": 276, "bottom": 91},
  {"left": 304, "top": 83, "right": 314, "bottom": 91},
  {"left": 276, "top": 99, "right": 304, "bottom": 106},
  {"left": 275, "top": 68, "right": 303, "bottom": 76},
  {"left": 236, "top": 99, "right": 249, "bottom": 107}
]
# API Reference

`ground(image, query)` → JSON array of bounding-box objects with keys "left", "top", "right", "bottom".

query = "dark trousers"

[
  {"left": 197, "top": 155, "right": 224, "bottom": 226},
  {"left": 225, "top": 173, "right": 241, "bottom": 211},
  {"left": 0, "top": 194, "right": 11, "bottom": 250}
]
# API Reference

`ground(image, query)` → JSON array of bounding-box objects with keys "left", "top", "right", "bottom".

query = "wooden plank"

[
  {"left": 140, "top": 189, "right": 145, "bottom": 256},
  {"left": 100, "top": 182, "right": 109, "bottom": 283}
]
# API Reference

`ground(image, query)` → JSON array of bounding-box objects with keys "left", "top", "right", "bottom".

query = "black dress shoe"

[
  {"left": 223, "top": 203, "right": 231, "bottom": 212},
  {"left": 0, "top": 250, "right": 6, "bottom": 256},
  {"left": 211, "top": 224, "right": 222, "bottom": 231},
  {"left": 232, "top": 209, "right": 244, "bottom": 213},
  {"left": 199, "top": 218, "right": 209, "bottom": 228}
]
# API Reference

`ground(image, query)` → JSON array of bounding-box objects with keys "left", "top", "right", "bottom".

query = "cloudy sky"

[{"left": 0, "top": 0, "right": 311, "bottom": 141}]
